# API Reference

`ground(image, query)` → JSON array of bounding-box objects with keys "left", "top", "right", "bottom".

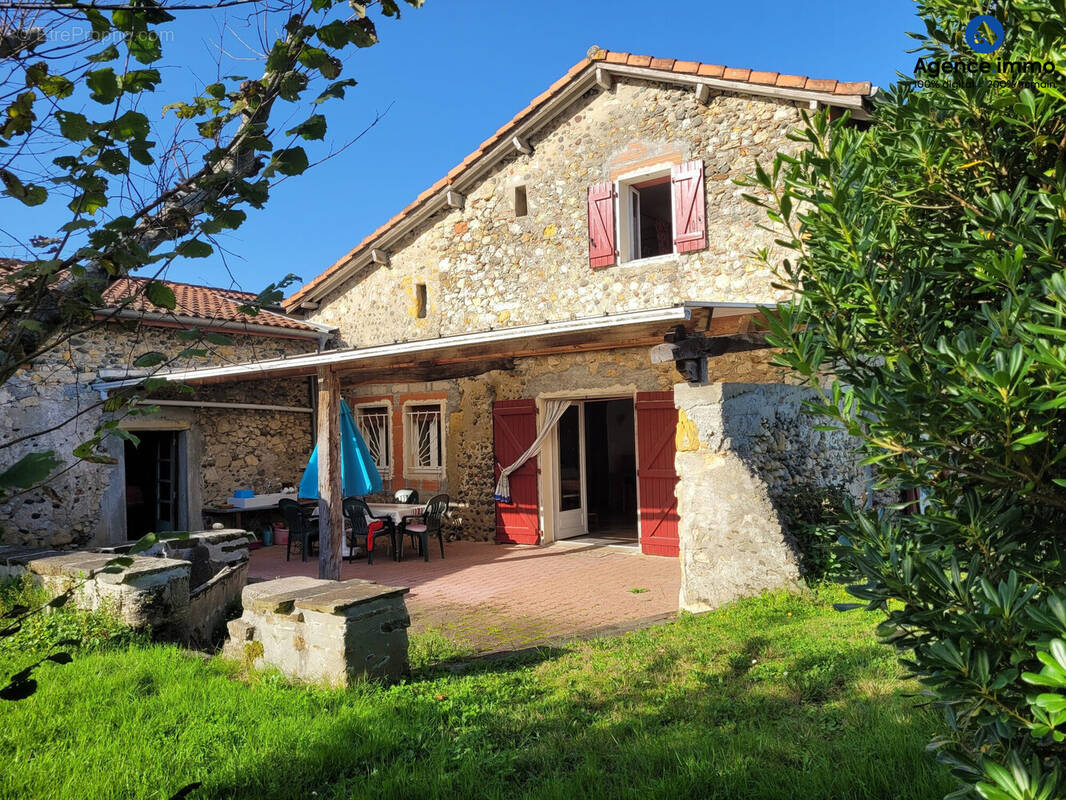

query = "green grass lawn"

[{"left": 0, "top": 584, "right": 954, "bottom": 800}]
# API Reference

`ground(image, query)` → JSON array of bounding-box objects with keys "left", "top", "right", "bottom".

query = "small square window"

[{"left": 619, "top": 175, "right": 673, "bottom": 261}]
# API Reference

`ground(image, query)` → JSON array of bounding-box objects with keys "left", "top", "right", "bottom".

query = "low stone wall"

[
  {"left": 223, "top": 576, "right": 411, "bottom": 685},
  {"left": 673, "top": 382, "right": 866, "bottom": 612}
]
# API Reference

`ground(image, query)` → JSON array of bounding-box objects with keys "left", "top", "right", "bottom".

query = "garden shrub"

[
  {"left": 775, "top": 484, "right": 852, "bottom": 582},
  {"left": 743, "top": 1, "right": 1066, "bottom": 797}
]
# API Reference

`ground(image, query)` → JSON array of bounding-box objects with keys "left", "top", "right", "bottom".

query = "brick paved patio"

[{"left": 248, "top": 540, "right": 680, "bottom": 652}]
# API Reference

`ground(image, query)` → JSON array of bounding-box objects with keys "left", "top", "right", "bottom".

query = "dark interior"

[
  {"left": 124, "top": 430, "right": 178, "bottom": 540},
  {"left": 637, "top": 181, "right": 672, "bottom": 259},
  {"left": 583, "top": 399, "right": 637, "bottom": 539}
]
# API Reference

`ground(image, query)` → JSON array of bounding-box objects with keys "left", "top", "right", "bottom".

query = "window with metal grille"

[
  {"left": 355, "top": 404, "right": 392, "bottom": 477},
  {"left": 404, "top": 402, "right": 444, "bottom": 476}
]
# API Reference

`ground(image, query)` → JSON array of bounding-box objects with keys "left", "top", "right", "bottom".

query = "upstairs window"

[
  {"left": 404, "top": 402, "right": 445, "bottom": 477},
  {"left": 586, "top": 160, "right": 707, "bottom": 269},
  {"left": 621, "top": 175, "right": 673, "bottom": 261},
  {"left": 355, "top": 404, "right": 392, "bottom": 478}
]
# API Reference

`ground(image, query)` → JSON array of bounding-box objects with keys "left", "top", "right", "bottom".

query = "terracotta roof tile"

[
  {"left": 749, "top": 70, "right": 779, "bottom": 85},
  {"left": 835, "top": 80, "right": 872, "bottom": 95},
  {"left": 101, "top": 278, "right": 321, "bottom": 333},
  {"left": 775, "top": 73, "right": 807, "bottom": 88},
  {"left": 804, "top": 77, "right": 838, "bottom": 92},
  {"left": 285, "top": 50, "right": 874, "bottom": 309}
]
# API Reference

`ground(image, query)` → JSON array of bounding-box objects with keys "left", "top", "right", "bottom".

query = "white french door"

[{"left": 554, "top": 403, "right": 587, "bottom": 539}]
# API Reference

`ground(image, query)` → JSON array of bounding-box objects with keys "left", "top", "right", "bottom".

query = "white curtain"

[{"left": 494, "top": 399, "right": 571, "bottom": 504}]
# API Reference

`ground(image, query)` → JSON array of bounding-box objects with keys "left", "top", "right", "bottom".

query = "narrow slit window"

[
  {"left": 415, "top": 283, "right": 427, "bottom": 318},
  {"left": 514, "top": 185, "right": 528, "bottom": 217}
]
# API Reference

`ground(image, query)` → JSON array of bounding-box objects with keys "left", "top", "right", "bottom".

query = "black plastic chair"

[
  {"left": 342, "top": 497, "right": 397, "bottom": 565},
  {"left": 399, "top": 494, "right": 449, "bottom": 562},
  {"left": 279, "top": 498, "right": 317, "bottom": 562},
  {"left": 394, "top": 488, "right": 419, "bottom": 504}
]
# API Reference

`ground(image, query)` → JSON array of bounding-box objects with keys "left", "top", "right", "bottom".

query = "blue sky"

[{"left": 3, "top": 0, "right": 921, "bottom": 295}]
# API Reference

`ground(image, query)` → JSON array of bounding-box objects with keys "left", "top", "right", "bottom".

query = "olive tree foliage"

[
  {"left": 0, "top": 0, "right": 421, "bottom": 497},
  {"left": 742, "top": 1, "right": 1066, "bottom": 797}
]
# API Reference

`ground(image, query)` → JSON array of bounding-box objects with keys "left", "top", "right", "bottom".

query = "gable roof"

[
  {"left": 283, "top": 48, "right": 876, "bottom": 312},
  {"left": 99, "top": 276, "right": 328, "bottom": 336}
]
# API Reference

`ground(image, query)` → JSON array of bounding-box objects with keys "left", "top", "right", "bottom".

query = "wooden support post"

[
  {"left": 695, "top": 83, "right": 711, "bottom": 105},
  {"left": 316, "top": 366, "right": 343, "bottom": 580}
]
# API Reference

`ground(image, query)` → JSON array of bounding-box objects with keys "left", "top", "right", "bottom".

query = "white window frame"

[
  {"left": 354, "top": 402, "right": 393, "bottom": 479},
  {"left": 403, "top": 400, "right": 446, "bottom": 478},
  {"left": 615, "top": 165, "right": 676, "bottom": 265}
]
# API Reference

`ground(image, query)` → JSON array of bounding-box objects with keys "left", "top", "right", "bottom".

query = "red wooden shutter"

[
  {"left": 493, "top": 399, "right": 541, "bottom": 544},
  {"left": 671, "top": 160, "right": 706, "bottom": 253},
  {"left": 587, "top": 181, "right": 617, "bottom": 268},
  {"left": 636, "top": 391, "right": 680, "bottom": 557}
]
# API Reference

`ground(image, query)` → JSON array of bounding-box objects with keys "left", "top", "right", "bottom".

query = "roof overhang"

[
  {"left": 93, "top": 302, "right": 771, "bottom": 391},
  {"left": 94, "top": 308, "right": 336, "bottom": 340}
]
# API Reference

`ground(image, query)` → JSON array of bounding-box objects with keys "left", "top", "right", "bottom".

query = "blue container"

[{"left": 234, "top": 489, "right": 254, "bottom": 498}]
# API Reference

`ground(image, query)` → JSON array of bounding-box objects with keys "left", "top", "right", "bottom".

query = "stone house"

[
  {"left": 97, "top": 50, "right": 877, "bottom": 608},
  {"left": 0, "top": 273, "right": 330, "bottom": 548}
]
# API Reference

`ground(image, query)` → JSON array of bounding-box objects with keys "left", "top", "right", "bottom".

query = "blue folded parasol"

[{"left": 299, "top": 399, "right": 383, "bottom": 499}]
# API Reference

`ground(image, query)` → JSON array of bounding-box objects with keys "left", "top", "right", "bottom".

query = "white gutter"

[{"left": 94, "top": 305, "right": 694, "bottom": 391}]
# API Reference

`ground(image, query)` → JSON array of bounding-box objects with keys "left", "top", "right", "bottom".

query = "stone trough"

[
  {"left": 222, "top": 576, "right": 411, "bottom": 685},
  {"left": 0, "top": 528, "right": 252, "bottom": 645}
]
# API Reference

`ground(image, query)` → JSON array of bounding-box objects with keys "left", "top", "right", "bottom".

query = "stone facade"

[
  {"left": 301, "top": 75, "right": 811, "bottom": 548},
  {"left": 348, "top": 346, "right": 790, "bottom": 542},
  {"left": 673, "top": 383, "right": 868, "bottom": 612},
  {"left": 1, "top": 321, "right": 317, "bottom": 548},
  {"left": 309, "top": 81, "right": 801, "bottom": 347}
]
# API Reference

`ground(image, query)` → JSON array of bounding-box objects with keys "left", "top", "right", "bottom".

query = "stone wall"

[
  {"left": 348, "top": 346, "right": 788, "bottom": 542},
  {"left": 309, "top": 79, "right": 801, "bottom": 347},
  {"left": 673, "top": 382, "right": 868, "bottom": 612},
  {"left": 0, "top": 322, "right": 315, "bottom": 548}
]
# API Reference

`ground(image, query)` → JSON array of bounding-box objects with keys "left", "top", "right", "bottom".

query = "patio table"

[
  {"left": 366, "top": 503, "right": 424, "bottom": 561},
  {"left": 365, "top": 502, "right": 424, "bottom": 525},
  {"left": 318, "top": 502, "right": 424, "bottom": 560}
]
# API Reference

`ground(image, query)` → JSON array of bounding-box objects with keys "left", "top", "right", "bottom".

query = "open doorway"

[
  {"left": 553, "top": 398, "right": 638, "bottom": 543},
  {"left": 584, "top": 400, "right": 637, "bottom": 540},
  {"left": 124, "top": 430, "right": 183, "bottom": 539}
]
